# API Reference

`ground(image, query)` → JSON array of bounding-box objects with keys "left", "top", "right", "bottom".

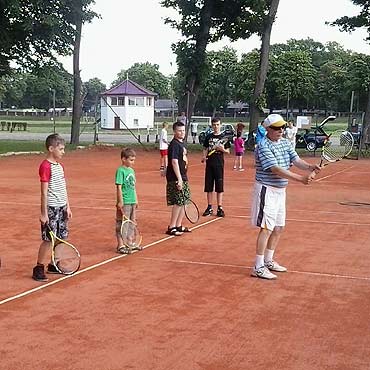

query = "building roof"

[
  {"left": 155, "top": 99, "right": 178, "bottom": 111},
  {"left": 102, "top": 79, "right": 157, "bottom": 96}
]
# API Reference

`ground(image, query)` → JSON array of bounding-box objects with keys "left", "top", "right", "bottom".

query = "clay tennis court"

[{"left": 1, "top": 146, "right": 370, "bottom": 370}]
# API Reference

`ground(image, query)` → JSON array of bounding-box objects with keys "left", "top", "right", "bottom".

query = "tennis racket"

[
  {"left": 120, "top": 217, "right": 143, "bottom": 254},
  {"left": 182, "top": 191, "right": 200, "bottom": 224},
  {"left": 47, "top": 225, "right": 81, "bottom": 275},
  {"left": 207, "top": 138, "right": 229, "bottom": 157},
  {"left": 318, "top": 130, "right": 354, "bottom": 166}
]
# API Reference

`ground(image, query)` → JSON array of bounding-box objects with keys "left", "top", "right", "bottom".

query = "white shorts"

[{"left": 251, "top": 182, "right": 286, "bottom": 231}]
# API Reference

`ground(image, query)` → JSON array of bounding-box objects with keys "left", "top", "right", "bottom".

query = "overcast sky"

[{"left": 61, "top": 0, "right": 370, "bottom": 86}]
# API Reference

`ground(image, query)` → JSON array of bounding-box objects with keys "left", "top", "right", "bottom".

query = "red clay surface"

[{"left": 1, "top": 146, "right": 370, "bottom": 370}]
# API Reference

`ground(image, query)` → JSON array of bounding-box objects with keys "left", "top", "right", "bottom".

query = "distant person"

[
  {"left": 159, "top": 122, "right": 169, "bottom": 176},
  {"left": 255, "top": 120, "right": 267, "bottom": 145},
  {"left": 176, "top": 111, "right": 187, "bottom": 125},
  {"left": 190, "top": 120, "right": 198, "bottom": 144},
  {"left": 165, "top": 121, "right": 191, "bottom": 236},
  {"left": 201, "top": 117, "right": 230, "bottom": 217},
  {"left": 285, "top": 119, "right": 298, "bottom": 149},
  {"left": 115, "top": 148, "right": 138, "bottom": 254},
  {"left": 32, "top": 134, "right": 72, "bottom": 282},
  {"left": 233, "top": 131, "right": 245, "bottom": 171},
  {"left": 250, "top": 114, "right": 320, "bottom": 280}
]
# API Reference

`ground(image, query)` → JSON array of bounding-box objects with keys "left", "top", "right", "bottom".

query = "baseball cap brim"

[{"left": 269, "top": 120, "right": 286, "bottom": 128}]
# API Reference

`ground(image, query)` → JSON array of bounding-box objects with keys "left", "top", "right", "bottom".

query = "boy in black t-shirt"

[
  {"left": 201, "top": 117, "right": 230, "bottom": 217},
  {"left": 165, "top": 121, "right": 192, "bottom": 236}
]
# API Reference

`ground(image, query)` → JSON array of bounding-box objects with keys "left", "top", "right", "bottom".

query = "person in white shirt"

[
  {"left": 159, "top": 122, "right": 169, "bottom": 176},
  {"left": 285, "top": 120, "right": 298, "bottom": 149},
  {"left": 190, "top": 120, "right": 198, "bottom": 144},
  {"left": 176, "top": 111, "right": 187, "bottom": 125}
]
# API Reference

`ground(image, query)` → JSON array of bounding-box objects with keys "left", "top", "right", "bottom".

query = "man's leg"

[
  {"left": 251, "top": 228, "right": 277, "bottom": 279},
  {"left": 264, "top": 226, "right": 287, "bottom": 272}
]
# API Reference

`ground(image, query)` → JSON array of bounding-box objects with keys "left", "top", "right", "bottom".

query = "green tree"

[
  {"left": 112, "top": 62, "right": 170, "bottom": 98},
  {"left": 330, "top": 0, "right": 370, "bottom": 142},
  {"left": 162, "top": 0, "right": 266, "bottom": 139},
  {"left": 196, "top": 47, "right": 238, "bottom": 115},
  {"left": 83, "top": 78, "right": 106, "bottom": 112}
]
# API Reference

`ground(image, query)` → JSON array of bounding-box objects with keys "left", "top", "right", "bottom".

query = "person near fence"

[{"left": 159, "top": 122, "right": 169, "bottom": 176}]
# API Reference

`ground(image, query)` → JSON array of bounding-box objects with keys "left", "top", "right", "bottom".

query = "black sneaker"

[
  {"left": 202, "top": 207, "right": 213, "bottom": 216},
  {"left": 47, "top": 263, "right": 60, "bottom": 274},
  {"left": 32, "top": 265, "right": 48, "bottom": 282},
  {"left": 216, "top": 208, "right": 225, "bottom": 217}
]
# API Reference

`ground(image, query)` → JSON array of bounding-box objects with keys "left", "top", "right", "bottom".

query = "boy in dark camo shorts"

[
  {"left": 165, "top": 121, "right": 192, "bottom": 236},
  {"left": 32, "top": 134, "right": 72, "bottom": 282}
]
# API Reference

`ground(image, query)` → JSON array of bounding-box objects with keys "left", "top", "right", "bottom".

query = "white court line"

[
  {"left": 233, "top": 214, "right": 370, "bottom": 226},
  {"left": 315, "top": 165, "right": 356, "bottom": 182},
  {"left": 139, "top": 256, "right": 370, "bottom": 282},
  {"left": 0, "top": 217, "right": 221, "bottom": 306}
]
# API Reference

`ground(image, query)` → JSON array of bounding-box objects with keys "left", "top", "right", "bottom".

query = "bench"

[{"left": 0, "top": 121, "right": 27, "bottom": 132}]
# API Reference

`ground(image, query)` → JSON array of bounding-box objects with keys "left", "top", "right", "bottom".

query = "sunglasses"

[{"left": 269, "top": 125, "right": 286, "bottom": 131}]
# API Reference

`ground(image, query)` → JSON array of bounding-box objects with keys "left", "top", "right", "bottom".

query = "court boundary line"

[
  {"left": 0, "top": 218, "right": 221, "bottom": 306},
  {"left": 139, "top": 256, "right": 370, "bottom": 282}
]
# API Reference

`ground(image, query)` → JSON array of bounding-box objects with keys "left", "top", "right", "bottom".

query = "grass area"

[{"left": 0, "top": 141, "right": 81, "bottom": 154}]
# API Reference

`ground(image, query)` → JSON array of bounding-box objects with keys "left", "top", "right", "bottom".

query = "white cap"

[{"left": 264, "top": 114, "right": 287, "bottom": 128}]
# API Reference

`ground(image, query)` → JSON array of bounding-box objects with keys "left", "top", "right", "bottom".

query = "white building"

[{"left": 100, "top": 79, "right": 157, "bottom": 129}]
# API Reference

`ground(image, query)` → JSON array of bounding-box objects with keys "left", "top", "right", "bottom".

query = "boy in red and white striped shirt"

[{"left": 32, "top": 134, "right": 72, "bottom": 282}]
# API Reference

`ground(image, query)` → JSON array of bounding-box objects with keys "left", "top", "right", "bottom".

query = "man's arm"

[
  {"left": 293, "top": 158, "right": 320, "bottom": 172},
  {"left": 270, "top": 166, "right": 315, "bottom": 185},
  {"left": 172, "top": 158, "right": 183, "bottom": 190}
]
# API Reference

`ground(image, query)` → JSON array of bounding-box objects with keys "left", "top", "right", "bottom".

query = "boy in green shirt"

[{"left": 115, "top": 148, "right": 138, "bottom": 253}]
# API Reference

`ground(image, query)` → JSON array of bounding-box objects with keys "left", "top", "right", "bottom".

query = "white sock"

[
  {"left": 255, "top": 255, "right": 265, "bottom": 269},
  {"left": 264, "top": 249, "right": 274, "bottom": 262}
]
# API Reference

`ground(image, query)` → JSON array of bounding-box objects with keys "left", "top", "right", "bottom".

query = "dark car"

[
  {"left": 198, "top": 123, "right": 236, "bottom": 145},
  {"left": 295, "top": 116, "right": 335, "bottom": 151}
]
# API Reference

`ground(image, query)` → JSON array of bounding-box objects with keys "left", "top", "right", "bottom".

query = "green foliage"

[
  {"left": 83, "top": 78, "right": 106, "bottom": 111},
  {"left": 111, "top": 62, "right": 170, "bottom": 98}
]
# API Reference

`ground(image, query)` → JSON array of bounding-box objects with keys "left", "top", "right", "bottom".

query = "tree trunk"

[
  {"left": 180, "top": 0, "right": 213, "bottom": 142},
  {"left": 70, "top": 1, "right": 83, "bottom": 145},
  {"left": 361, "top": 87, "right": 370, "bottom": 147},
  {"left": 247, "top": 0, "right": 280, "bottom": 148}
]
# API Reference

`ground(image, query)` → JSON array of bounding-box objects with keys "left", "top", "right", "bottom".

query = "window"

[
  {"left": 128, "top": 98, "right": 135, "bottom": 106},
  {"left": 111, "top": 97, "right": 117, "bottom": 106},
  {"left": 134, "top": 119, "right": 139, "bottom": 126},
  {"left": 135, "top": 97, "right": 144, "bottom": 106},
  {"left": 147, "top": 97, "right": 152, "bottom": 106},
  {"left": 118, "top": 97, "right": 125, "bottom": 106}
]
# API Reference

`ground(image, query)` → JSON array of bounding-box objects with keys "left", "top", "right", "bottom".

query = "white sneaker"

[
  {"left": 238, "top": 168, "right": 245, "bottom": 171},
  {"left": 251, "top": 266, "right": 277, "bottom": 280},
  {"left": 265, "top": 260, "right": 287, "bottom": 272}
]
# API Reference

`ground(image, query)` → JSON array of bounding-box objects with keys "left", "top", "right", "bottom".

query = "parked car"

[
  {"left": 198, "top": 123, "right": 236, "bottom": 145},
  {"left": 295, "top": 116, "right": 335, "bottom": 151}
]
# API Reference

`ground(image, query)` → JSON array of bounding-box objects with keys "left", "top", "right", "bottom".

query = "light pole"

[{"left": 49, "top": 88, "right": 56, "bottom": 133}]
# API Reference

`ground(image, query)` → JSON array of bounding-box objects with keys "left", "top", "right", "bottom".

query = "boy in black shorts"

[
  {"left": 165, "top": 121, "right": 191, "bottom": 236},
  {"left": 201, "top": 117, "right": 230, "bottom": 217},
  {"left": 32, "top": 134, "right": 72, "bottom": 282}
]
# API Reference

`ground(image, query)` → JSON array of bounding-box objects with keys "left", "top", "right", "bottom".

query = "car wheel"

[{"left": 306, "top": 141, "right": 317, "bottom": 151}]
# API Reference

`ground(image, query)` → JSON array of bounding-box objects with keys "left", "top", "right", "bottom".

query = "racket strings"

[
  {"left": 121, "top": 221, "right": 141, "bottom": 247},
  {"left": 53, "top": 242, "right": 80, "bottom": 274},
  {"left": 323, "top": 132, "right": 354, "bottom": 161}
]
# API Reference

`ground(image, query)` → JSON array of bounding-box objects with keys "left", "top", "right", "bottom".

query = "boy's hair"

[
  {"left": 211, "top": 117, "right": 221, "bottom": 124},
  {"left": 173, "top": 121, "right": 185, "bottom": 131},
  {"left": 121, "top": 147, "right": 136, "bottom": 159},
  {"left": 45, "top": 133, "right": 65, "bottom": 149},
  {"left": 162, "top": 122, "right": 168, "bottom": 128}
]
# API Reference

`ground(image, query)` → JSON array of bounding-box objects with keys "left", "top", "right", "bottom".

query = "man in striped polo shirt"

[{"left": 251, "top": 114, "right": 320, "bottom": 280}]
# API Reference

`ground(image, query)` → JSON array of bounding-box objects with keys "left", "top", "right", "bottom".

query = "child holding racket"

[
  {"left": 165, "top": 121, "right": 191, "bottom": 236},
  {"left": 201, "top": 117, "right": 230, "bottom": 217},
  {"left": 233, "top": 131, "right": 245, "bottom": 171},
  {"left": 251, "top": 114, "right": 320, "bottom": 280},
  {"left": 32, "top": 133, "right": 72, "bottom": 282},
  {"left": 115, "top": 148, "right": 138, "bottom": 254}
]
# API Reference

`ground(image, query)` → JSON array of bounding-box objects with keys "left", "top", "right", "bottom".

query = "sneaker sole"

[
  {"left": 32, "top": 276, "right": 49, "bottom": 282},
  {"left": 250, "top": 271, "right": 277, "bottom": 280}
]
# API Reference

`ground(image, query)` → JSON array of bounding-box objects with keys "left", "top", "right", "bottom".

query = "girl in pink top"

[{"left": 233, "top": 131, "right": 245, "bottom": 171}]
